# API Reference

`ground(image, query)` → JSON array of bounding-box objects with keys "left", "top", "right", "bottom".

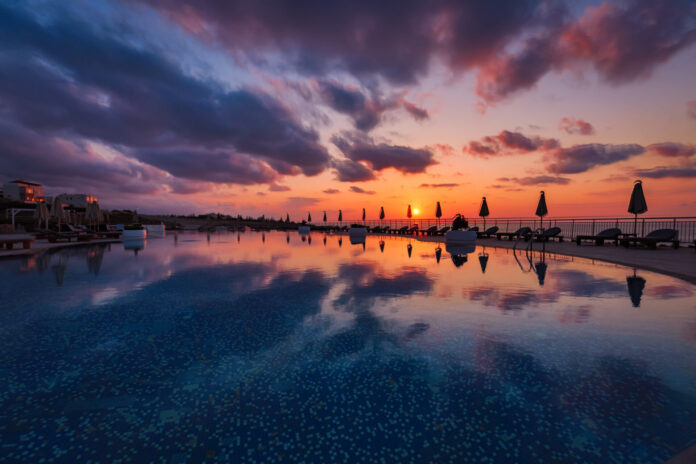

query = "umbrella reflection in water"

[
  {"left": 478, "top": 246, "right": 489, "bottom": 273},
  {"left": 627, "top": 268, "right": 646, "bottom": 307},
  {"left": 51, "top": 262, "right": 67, "bottom": 286}
]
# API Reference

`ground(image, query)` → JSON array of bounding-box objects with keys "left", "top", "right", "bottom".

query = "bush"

[{"left": 452, "top": 214, "right": 469, "bottom": 230}]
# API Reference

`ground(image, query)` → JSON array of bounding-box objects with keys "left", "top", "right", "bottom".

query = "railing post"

[
  {"left": 591, "top": 219, "right": 595, "bottom": 236},
  {"left": 570, "top": 219, "right": 574, "bottom": 240},
  {"left": 642, "top": 218, "right": 645, "bottom": 237}
]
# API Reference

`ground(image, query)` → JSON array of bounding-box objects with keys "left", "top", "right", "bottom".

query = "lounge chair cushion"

[
  {"left": 645, "top": 229, "right": 677, "bottom": 240},
  {"left": 596, "top": 228, "right": 621, "bottom": 238}
]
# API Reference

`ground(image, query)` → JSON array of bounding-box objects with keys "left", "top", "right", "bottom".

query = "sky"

[{"left": 1, "top": 0, "right": 695, "bottom": 220}]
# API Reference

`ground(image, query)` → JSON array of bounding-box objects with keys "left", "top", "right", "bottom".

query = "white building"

[
  {"left": 2, "top": 180, "right": 45, "bottom": 203},
  {"left": 58, "top": 193, "right": 98, "bottom": 209}
]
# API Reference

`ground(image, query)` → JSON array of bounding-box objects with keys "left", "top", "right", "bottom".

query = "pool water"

[{"left": 1, "top": 231, "right": 695, "bottom": 463}]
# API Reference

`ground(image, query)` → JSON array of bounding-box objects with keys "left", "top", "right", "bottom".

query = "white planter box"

[
  {"left": 122, "top": 228, "right": 147, "bottom": 240},
  {"left": 144, "top": 224, "right": 165, "bottom": 237},
  {"left": 298, "top": 225, "right": 311, "bottom": 234}
]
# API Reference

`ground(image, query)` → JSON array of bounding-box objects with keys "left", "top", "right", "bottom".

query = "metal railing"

[{"left": 317, "top": 216, "right": 696, "bottom": 244}]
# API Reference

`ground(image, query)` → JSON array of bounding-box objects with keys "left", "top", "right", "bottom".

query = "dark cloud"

[
  {"left": 466, "top": 130, "right": 559, "bottom": 157},
  {"left": 635, "top": 165, "right": 696, "bottom": 178},
  {"left": 476, "top": 34, "right": 561, "bottom": 103},
  {"left": 332, "top": 159, "right": 377, "bottom": 182},
  {"left": 545, "top": 143, "right": 645, "bottom": 174},
  {"left": 419, "top": 183, "right": 459, "bottom": 188},
  {"left": 0, "top": 121, "right": 168, "bottom": 195},
  {"left": 269, "top": 184, "right": 292, "bottom": 192},
  {"left": 317, "top": 80, "right": 428, "bottom": 131},
  {"left": 133, "top": 148, "right": 278, "bottom": 184},
  {"left": 349, "top": 186, "right": 376, "bottom": 195},
  {"left": 646, "top": 142, "right": 696, "bottom": 158},
  {"left": 400, "top": 99, "right": 429, "bottom": 120},
  {"left": 139, "top": 0, "right": 557, "bottom": 87},
  {"left": 322, "top": 188, "right": 340, "bottom": 194},
  {"left": 497, "top": 176, "right": 571, "bottom": 185},
  {"left": 559, "top": 117, "right": 595, "bottom": 135},
  {"left": 332, "top": 132, "right": 436, "bottom": 174},
  {"left": 0, "top": 3, "right": 331, "bottom": 191},
  {"left": 561, "top": 0, "right": 696, "bottom": 84},
  {"left": 477, "top": 0, "right": 696, "bottom": 102}
]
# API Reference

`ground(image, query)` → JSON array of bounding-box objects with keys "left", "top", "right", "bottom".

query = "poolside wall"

[{"left": 320, "top": 217, "right": 696, "bottom": 243}]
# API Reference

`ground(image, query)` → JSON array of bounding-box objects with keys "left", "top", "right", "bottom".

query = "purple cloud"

[
  {"left": 635, "top": 165, "right": 696, "bottom": 178},
  {"left": 332, "top": 159, "right": 377, "bottom": 182},
  {"left": 497, "top": 176, "right": 571, "bottom": 186},
  {"left": 349, "top": 186, "right": 376, "bottom": 195},
  {"left": 466, "top": 131, "right": 559, "bottom": 157},
  {"left": 139, "top": 0, "right": 557, "bottom": 86},
  {"left": 317, "top": 80, "right": 428, "bottom": 131},
  {"left": 332, "top": 133, "right": 436, "bottom": 174},
  {"left": 269, "top": 184, "right": 292, "bottom": 192},
  {"left": 545, "top": 143, "right": 645, "bottom": 174},
  {"left": 0, "top": 3, "right": 331, "bottom": 191},
  {"left": 647, "top": 142, "right": 696, "bottom": 158},
  {"left": 477, "top": 0, "right": 696, "bottom": 103},
  {"left": 323, "top": 188, "right": 340, "bottom": 194}
]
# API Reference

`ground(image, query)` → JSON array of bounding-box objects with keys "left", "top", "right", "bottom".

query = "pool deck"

[
  {"left": 409, "top": 235, "right": 696, "bottom": 284},
  {"left": 0, "top": 237, "right": 122, "bottom": 259}
]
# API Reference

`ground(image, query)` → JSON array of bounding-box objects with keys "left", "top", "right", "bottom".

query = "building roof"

[{"left": 8, "top": 179, "right": 42, "bottom": 186}]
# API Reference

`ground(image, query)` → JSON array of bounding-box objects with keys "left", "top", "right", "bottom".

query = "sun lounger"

[
  {"left": 620, "top": 229, "right": 679, "bottom": 249},
  {"left": 575, "top": 228, "right": 622, "bottom": 246},
  {"left": 437, "top": 226, "right": 450, "bottom": 236},
  {"left": 0, "top": 234, "right": 35, "bottom": 250},
  {"left": 536, "top": 227, "right": 563, "bottom": 242},
  {"left": 496, "top": 227, "right": 532, "bottom": 241},
  {"left": 477, "top": 226, "right": 499, "bottom": 238},
  {"left": 424, "top": 226, "right": 438, "bottom": 236},
  {"left": 397, "top": 226, "right": 409, "bottom": 234},
  {"left": 468, "top": 226, "right": 479, "bottom": 232},
  {"left": 407, "top": 226, "right": 419, "bottom": 235}
]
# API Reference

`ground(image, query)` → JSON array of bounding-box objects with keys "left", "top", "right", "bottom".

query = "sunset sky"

[{"left": 1, "top": 0, "right": 695, "bottom": 220}]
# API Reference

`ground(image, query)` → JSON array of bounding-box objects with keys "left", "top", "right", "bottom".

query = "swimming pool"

[{"left": 1, "top": 231, "right": 695, "bottom": 463}]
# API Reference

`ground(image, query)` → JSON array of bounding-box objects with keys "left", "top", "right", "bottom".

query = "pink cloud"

[
  {"left": 559, "top": 117, "right": 595, "bottom": 135},
  {"left": 465, "top": 131, "right": 558, "bottom": 158}
]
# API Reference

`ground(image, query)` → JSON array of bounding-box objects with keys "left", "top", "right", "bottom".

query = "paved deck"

[
  {"left": 0, "top": 238, "right": 121, "bottom": 259},
  {"left": 411, "top": 235, "right": 696, "bottom": 284}
]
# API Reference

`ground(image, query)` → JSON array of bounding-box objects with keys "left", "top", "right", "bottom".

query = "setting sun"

[{"left": 413, "top": 208, "right": 420, "bottom": 215}]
